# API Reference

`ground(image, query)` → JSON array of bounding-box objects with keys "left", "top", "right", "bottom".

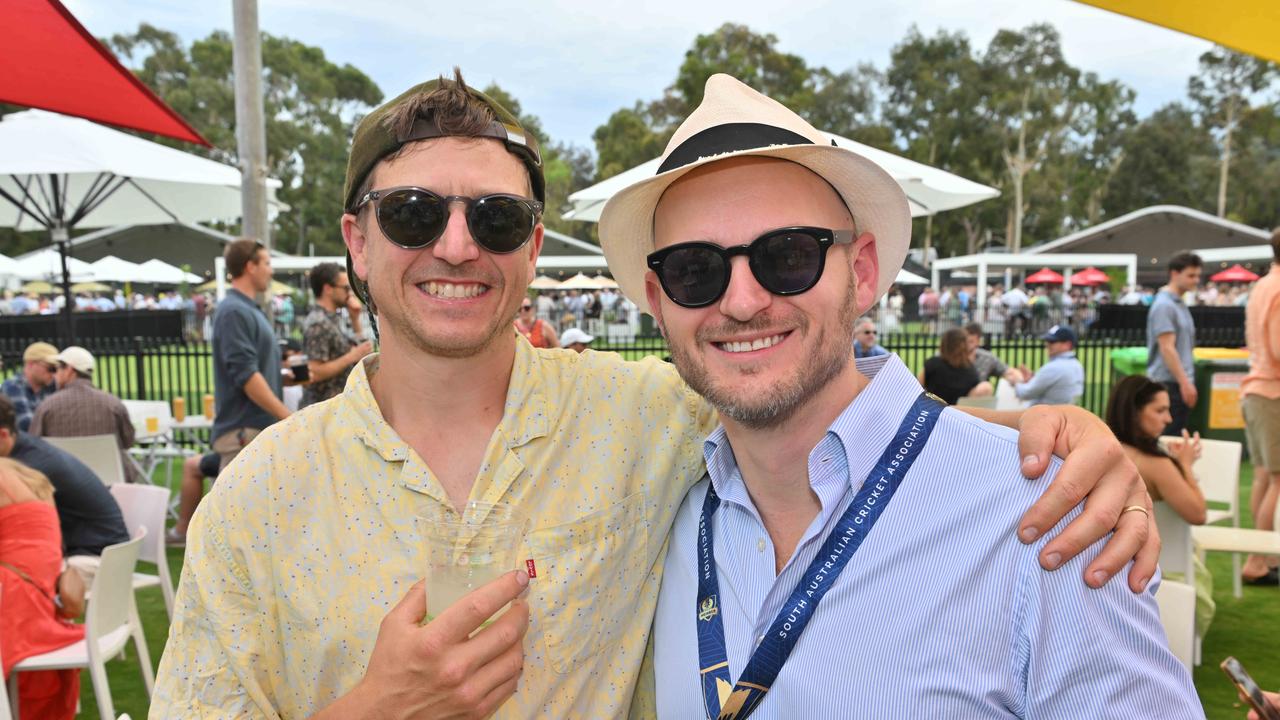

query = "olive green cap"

[{"left": 342, "top": 77, "right": 544, "bottom": 213}]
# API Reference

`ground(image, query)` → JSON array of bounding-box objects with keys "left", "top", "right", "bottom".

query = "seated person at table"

[
  {"left": 0, "top": 456, "right": 86, "bottom": 720},
  {"left": 30, "top": 346, "right": 141, "bottom": 483},
  {"left": 920, "top": 328, "right": 992, "bottom": 405},
  {"left": 1012, "top": 325, "right": 1085, "bottom": 407},
  {"left": 1106, "top": 374, "right": 1217, "bottom": 631},
  {"left": 0, "top": 341, "right": 58, "bottom": 432},
  {"left": 0, "top": 396, "right": 128, "bottom": 581},
  {"left": 964, "top": 322, "right": 1022, "bottom": 385}
]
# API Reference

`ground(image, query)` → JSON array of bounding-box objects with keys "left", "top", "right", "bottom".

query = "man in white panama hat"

[{"left": 600, "top": 74, "right": 1200, "bottom": 718}]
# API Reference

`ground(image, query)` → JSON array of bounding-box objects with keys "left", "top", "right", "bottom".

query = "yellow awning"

[{"left": 1075, "top": 0, "right": 1279, "bottom": 64}]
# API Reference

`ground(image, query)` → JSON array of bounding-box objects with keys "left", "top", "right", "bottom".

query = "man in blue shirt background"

[
  {"left": 1013, "top": 324, "right": 1086, "bottom": 407},
  {"left": 851, "top": 317, "right": 887, "bottom": 359},
  {"left": 1147, "top": 252, "right": 1202, "bottom": 433},
  {"left": 0, "top": 342, "right": 58, "bottom": 432}
]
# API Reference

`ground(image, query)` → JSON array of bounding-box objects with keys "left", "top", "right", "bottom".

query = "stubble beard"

[
  {"left": 368, "top": 273, "right": 515, "bottom": 360},
  {"left": 668, "top": 282, "right": 861, "bottom": 430}
]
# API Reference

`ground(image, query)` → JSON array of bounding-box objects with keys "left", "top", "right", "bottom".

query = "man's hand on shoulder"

[
  {"left": 312, "top": 571, "right": 530, "bottom": 720},
  {"left": 1012, "top": 404, "right": 1157, "bottom": 594}
]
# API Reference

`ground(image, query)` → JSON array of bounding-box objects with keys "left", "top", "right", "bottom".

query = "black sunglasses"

[
  {"left": 646, "top": 226, "right": 854, "bottom": 308},
  {"left": 352, "top": 186, "right": 543, "bottom": 254}
]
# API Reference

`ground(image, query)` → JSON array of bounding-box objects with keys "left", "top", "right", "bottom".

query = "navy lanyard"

[{"left": 695, "top": 392, "right": 946, "bottom": 720}]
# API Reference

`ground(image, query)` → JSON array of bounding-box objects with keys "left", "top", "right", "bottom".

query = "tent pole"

[
  {"left": 53, "top": 225, "right": 73, "bottom": 343},
  {"left": 233, "top": 0, "right": 270, "bottom": 249}
]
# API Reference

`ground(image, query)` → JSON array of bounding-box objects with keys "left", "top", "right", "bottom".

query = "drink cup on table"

[
  {"left": 417, "top": 502, "right": 527, "bottom": 628},
  {"left": 203, "top": 394, "right": 214, "bottom": 420},
  {"left": 145, "top": 416, "right": 159, "bottom": 434},
  {"left": 173, "top": 396, "right": 186, "bottom": 422}
]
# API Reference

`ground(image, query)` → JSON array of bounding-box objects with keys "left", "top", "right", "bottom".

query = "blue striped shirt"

[{"left": 653, "top": 354, "right": 1202, "bottom": 719}]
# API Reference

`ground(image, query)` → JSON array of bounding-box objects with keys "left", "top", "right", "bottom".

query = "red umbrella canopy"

[
  {"left": 1025, "top": 268, "right": 1065, "bottom": 284},
  {"left": 2, "top": 0, "right": 208, "bottom": 145},
  {"left": 1069, "top": 266, "right": 1111, "bottom": 286},
  {"left": 1210, "top": 264, "right": 1260, "bottom": 283}
]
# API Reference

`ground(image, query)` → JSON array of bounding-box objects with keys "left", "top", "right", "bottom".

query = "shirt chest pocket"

[{"left": 525, "top": 492, "right": 649, "bottom": 674}]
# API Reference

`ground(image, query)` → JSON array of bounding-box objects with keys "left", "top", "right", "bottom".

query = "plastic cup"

[
  {"left": 289, "top": 354, "right": 310, "bottom": 382},
  {"left": 172, "top": 396, "right": 186, "bottom": 422},
  {"left": 203, "top": 394, "right": 214, "bottom": 420},
  {"left": 417, "top": 502, "right": 526, "bottom": 628},
  {"left": 145, "top": 416, "right": 159, "bottom": 434}
]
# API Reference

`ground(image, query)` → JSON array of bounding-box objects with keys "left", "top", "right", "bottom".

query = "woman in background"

[
  {"left": 1, "top": 456, "right": 84, "bottom": 719},
  {"left": 1106, "top": 374, "right": 1216, "bottom": 635},
  {"left": 920, "top": 328, "right": 992, "bottom": 405}
]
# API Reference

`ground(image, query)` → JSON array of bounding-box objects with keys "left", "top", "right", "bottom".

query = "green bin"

[
  {"left": 1110, "top": 347, "right": 1148, "bottom": 378},
  {"left": 1187, "top": 356, "right": 1249, "bottom": 444}
]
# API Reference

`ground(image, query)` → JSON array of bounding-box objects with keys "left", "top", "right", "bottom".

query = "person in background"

[
  {"left": 31, "top": 346, "right": 141, "bottom": 483},
  {"left": 167, "top": 451, "right": 221, "bottom": 546},
  {"left": 281, "top": 340, "right": 306, "bottom": 413},
  {"left": 210, "top": 238, "right": 290, "bottom": 473},
  {"left": 0, "top": 456, "right": 85, "bottom": 720},
  {"left": 1147, "top": 252, "right": 1202, "bottom": 434},
  {"left": 917, "top": 286, "right": 939, "bottom": 332},
  {"left": 514, "top": 297, "right": 559, "bottom": 348},
  {"left": 0, "top": 342, "right": 59, "bottom": 432},
  {"left": 853, "top": 317, "right": 888, "bottom": 359},
  {"left": 1105, "top": 375, "right": 1218, "bottom": 632},
  {"left": 921, "top": 328, "right": 992, "bottom": 405},
  {"left": 1012, "top": 325, "right": 1086, "bottom": 407},
  {"left": 560, "top": 327, "right": 594, "bottom": 353},
  {"left": 301, "top": 262, "right": 373, "bottom": 408},
  {"left": 964, "top": 322, "right": 1022, "bottom": 386},
  {"left": 0, "top": 396, "right": 128, "bottom": 577},
  {"left": 1240, "top": 229, "right": 1280, "bottom": 584}
]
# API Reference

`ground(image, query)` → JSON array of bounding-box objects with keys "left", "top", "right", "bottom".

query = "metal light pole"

[{"left": 232, "top": 0, "right": 270, "bottom": 249}]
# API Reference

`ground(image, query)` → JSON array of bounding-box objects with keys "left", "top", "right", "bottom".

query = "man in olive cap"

[
  {"left": 0, "top": 341, "right": 58, "bottom": 432},
  {"left": 153, "top": 69, "right": 1155, "bottom": 720}
]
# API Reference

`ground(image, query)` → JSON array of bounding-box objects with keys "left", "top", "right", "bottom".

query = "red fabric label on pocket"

[{"left": 525, "top": 559, "right": 537, "bottom": 578}]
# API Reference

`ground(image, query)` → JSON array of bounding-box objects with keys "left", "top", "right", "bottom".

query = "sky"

[{"left": 66, "top": 0, "right": 1214, "bottom": 151}]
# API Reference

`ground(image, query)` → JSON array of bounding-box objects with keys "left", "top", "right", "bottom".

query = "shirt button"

[{"left": 757, "top": 538, "right": 766, "bottom": 553}]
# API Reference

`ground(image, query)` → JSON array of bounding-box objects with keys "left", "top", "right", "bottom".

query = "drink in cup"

[
  {"left": 172, "top": 396, "right": 186, "bottom": 422},
  {"left": 203, "top": 394, "right": 214, "bottom": 420},
  {"left": 145, "top": 416, "right": 159, "bottom": 434},
  {"left": 289, "top": 354, "right": 310, "bottom": 383},
  {"left": 418, "top": 502, "right": 526, "bottom": 627}
]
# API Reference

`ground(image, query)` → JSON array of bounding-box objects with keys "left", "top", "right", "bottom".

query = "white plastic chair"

[
  {"left": 44, "top": 434, "right": 126, "bottom": 486},
  {"left": 1161, "top": 436, "right": 1242, "bottom": 592},
  {"left": 1155, "top": 580, "right": 1197, "bottom": 673},
  {"left": 6, "top": 530, "right": 152, "bottom": 720},
  {"left": 121, "top": 400, "right": 174, "bottom": 439},
  {"left": 109, "top": 484, "right": 176, "bottom": 619},
  {"left": 1152, "top": 502, "right": 1200, "bottom": 665}
]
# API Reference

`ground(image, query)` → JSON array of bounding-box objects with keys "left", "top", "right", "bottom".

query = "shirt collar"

[
  {"left": 701, "top": 353, "right": 926, "bottom": 513},
  {"left": 1050, "top": 351, "right": 1078, "bottom": 361},
  {"left": 341, "top": 333, "right": 549, "bottom": 463}
]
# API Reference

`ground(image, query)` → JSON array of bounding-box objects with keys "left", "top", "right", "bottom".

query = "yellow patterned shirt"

[{"left": 150, "top": 338, "right": 714, "bottom": 719}]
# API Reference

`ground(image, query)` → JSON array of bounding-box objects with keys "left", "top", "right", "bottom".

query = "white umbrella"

[
  {"left": 529, "top": 275, "right": 561, "bottom": 290},
  {"left": 137, "top": 259, "right": 202, "bottom": 284},
  {"left": 0, "top": 252, "right": 19, "bottom": 279},
  {"left": 591, "top": 274, "right": 619, "bottom": 289},
  {"left": 558, "top": 273, "right": 603, "bottom": 290},
  {"left": 89, "top": 255, "right": 144, "bottom": 283},
  {"left": 0, "top": 109, "right": 284, "bottom": 328},
  {"left": 12, "top": 248, "right": 95, "bottom": 282},
  {"left": 564, "top": 131, "right": 999, "bottom": 222}
]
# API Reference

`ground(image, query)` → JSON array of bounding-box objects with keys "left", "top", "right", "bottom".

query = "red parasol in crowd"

[
  {"left": 1025, "top": 268, "right": 1065, "bottom": 284},
  {"left": 1210, "top": 264, "right": 1260, "bottom": 283},
  {"left": 1068, "top": 266, "right": 1111, "bottom": 286},
  {"left": 2, "top": 0, "right": 208, "bottom": 145}
]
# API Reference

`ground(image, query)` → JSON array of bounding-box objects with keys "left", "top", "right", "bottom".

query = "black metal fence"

[{"left": 0, "top": 324, "right": 1247, "bottom": 426}]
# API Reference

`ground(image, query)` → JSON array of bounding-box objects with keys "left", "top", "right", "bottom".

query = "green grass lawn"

[{"left": 75, "top": 460, "right": 1279, "bottom": 718}]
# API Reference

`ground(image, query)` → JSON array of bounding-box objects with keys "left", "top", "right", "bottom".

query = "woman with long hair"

[
  {"left": 1105, "top": 375, "right": 1206, "bottom": 524},
  {"left": 920, "top": 328, "right": 993, "bottom": 405},
  {"left": 1105, "top": 374, "right": 1217, "bottom": 634}
]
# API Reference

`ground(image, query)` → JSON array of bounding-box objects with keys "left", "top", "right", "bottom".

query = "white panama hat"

[{"left": 598, "top": 73, "right": 911, "bottom": 315}]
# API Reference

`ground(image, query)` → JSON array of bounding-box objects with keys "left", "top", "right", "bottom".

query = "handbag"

[{"left": 0, "top": 560, "right": 85, "bottom": 620}]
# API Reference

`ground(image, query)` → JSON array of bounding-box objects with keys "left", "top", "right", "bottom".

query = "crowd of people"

[{"left": 8, "top": 69, "right": 1280, "bottom": 718}]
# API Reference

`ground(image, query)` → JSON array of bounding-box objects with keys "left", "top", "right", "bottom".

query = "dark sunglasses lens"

[
  {"left": 752, "top": 231, "right": 824, "bottom": 294},
  {"left": 469, "top": 196, "right": 535, "bottom": 253},
  {"left": 377, "top": 189, "right": 447, "bottom": 248},
  {"left": 660, "top": 246, "right": 728, "bottom": 306}
]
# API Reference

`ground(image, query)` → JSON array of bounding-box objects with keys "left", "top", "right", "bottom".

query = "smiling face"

[
  {"left": 343, "top": 137, "right": 542, "bottom": 359},
  {"left": 647, "top": 157, "right": 878, "bottom": 429}
]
